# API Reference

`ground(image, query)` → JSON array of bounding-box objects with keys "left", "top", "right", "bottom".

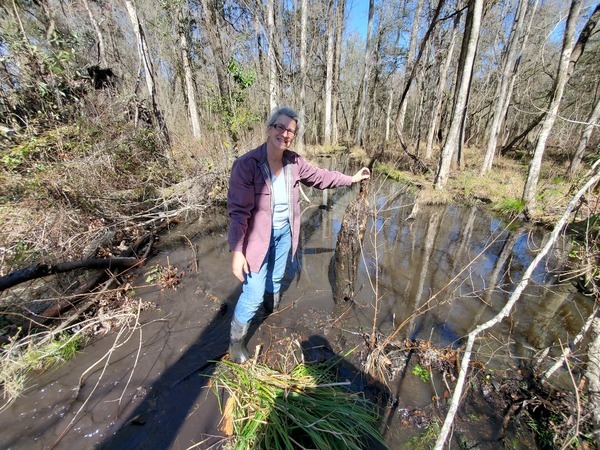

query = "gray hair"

[{"left": 267, "top": 107, "right": 300, "bottom": 132}]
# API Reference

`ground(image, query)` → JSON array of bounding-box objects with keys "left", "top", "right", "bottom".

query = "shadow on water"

[{"left": 97, "top": 290, "right": 238, "bottom": 449}]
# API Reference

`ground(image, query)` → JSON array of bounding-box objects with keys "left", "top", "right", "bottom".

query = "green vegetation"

[
  {"left": 408, "top": 419, "right": 440, "bottom": 449},
  {"left": 493, "top": 197, "right": 525, "bottom": 218},
  {"left": 1, "top": 332, "right": 83, "bottom": 406},
  {"left": 412, "top": 364, "right": 431, "bottom": 383},
  {"left": 210, "top": 359, "right": 387, "bottom": 450}
]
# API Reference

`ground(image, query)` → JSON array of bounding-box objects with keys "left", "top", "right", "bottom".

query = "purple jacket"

[{"left": 228, "top": 143, "right": 353, "bottom": 273}]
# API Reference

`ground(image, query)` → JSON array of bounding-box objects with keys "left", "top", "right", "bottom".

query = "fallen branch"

[
  {"left": 0, "top": 257, "right": 142, "bottom": 292},
  {"left": 434, "top": 164, "right": 600, "bottom": 450}
]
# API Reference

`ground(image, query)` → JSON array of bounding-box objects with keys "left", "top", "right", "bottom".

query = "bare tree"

[
  {"left": 569, "top": 90, "right": 600, "bottom": 176},
  {"left": 355, "top": 0, "right": 375, "bottom": 146},
  {"left": 267, "top": 0, "right": 278, "bottom": 112},
  {"left": 522, "top": 0, "right": 583, "bottom": 214},
  {"left": 425, "top": 12, "right": 460, "bottom": 159},
  {"left": 297, "top": 0, "right": 308, "bottom": 153},
  {"left": 434, "top": 0, "right": 483, "bottom": 188},
  {"left": 395, "top": 0, "right": 424, "bottom": 136},
  {"left": 125, "top": 0, "right": 170, "bottom": 150},
  {"left": 323, "top": 0, "right": 335, "bottom": 146},
  {"left": 178, "top": 9, "right": 200, "bottom": 139},
  {"left": 480, "top": 0, "right": 534, "bottom": 175}
]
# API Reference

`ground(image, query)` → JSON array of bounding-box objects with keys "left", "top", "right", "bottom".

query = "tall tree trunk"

[
  {"left": 267, "top": 0, "right": 278, "bottom": 112},
  {"left": 522, "top": 0, "right": 583, "bottom": 213},
  {"left": 569, "top": 93, "right": 600, "bottom": 176},
  {"left": 323, "top": 1, "right": 335, "bottom": 146},
  {"left": 298, "top": 0, "right": 308, "bottom": 152},
  {"left": 125, "top": 0, "right": 170, "bottom": 151},
  {"left": 332, "top": 0, "right": 345, "bottom": 145},
  {"left": 199, "top": 0, "right": 232, "bottom": 115},
  {"left": 395, "top": 0, "right": 424, "bottom": 136},
  {"left": 355, "top": 0, "right": 375, "bottom": 146},
  {"left": 395, "top": 0, "right": 446, "bottom": 144},
  {"left": 434, "top": 0, "right": 483, "bottom": 188},
  {"left": 425, "top": 12, "right": 460, "bottom": 159},
  {"left": 480, "top": 0, "right": 531, "bottom": 175},
  {"left": 178, "top": 10, "right": 200, "bottom": 139}
]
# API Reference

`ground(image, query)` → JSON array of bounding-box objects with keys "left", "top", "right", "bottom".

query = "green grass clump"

[
  {"left": 493, "top": 197, "right": 525, "bottom": 218},
  {"left": 210, "top": 359, "right": 387, "bottom": 450},
  {"left": 1, "top": 332, "right": 83, "bottom": 407}
]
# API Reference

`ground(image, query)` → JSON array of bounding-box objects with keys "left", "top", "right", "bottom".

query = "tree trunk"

[
  {"left": 522, "top": 0, "right": 582, "bottom": 213},
  {"left": 586, "top": 312, "right": 600, "bottom": 445},
  {"left": 199, "top": 0, "right": 232, "bottom": 114},
  {"left": 434, "top": 0, "right": 483, "bottom": 188},
  {"left": 425, "top": 12, "right": 460, "bottom": 159},
  {"left": 395, "top": 0, "right": 424, "bottom": 136},
  {"left": 332, "top": 0, "right": 345, "bottom": 145},
  {"left": 395, "top": 0, "right": 446, "bottom": 145},
  {"left": 480, "top": 0, "right": 531, "bottom": 175},
  {"left": 323, "top": 1, "right": 334, "bottom": 146},
  {"left": 267, "top": 0, "right": 278, "bottom": 112},
  {"left": 297, "top": 0, "right": 308, "bottom": 153},
  {"left": 355, "top": 0, "right": 375, "bottom": 147},
  {"left": 125, "top": 0, "right": 170, "bottom": 151},
  {"left": 178, "top": 10, "right": 201, "bottom": 139},
  {"left": 569, "top": 85, "right": 600, "bottom": 176},
  {"left": 297, "top": 0, "right": 308, "bottom": 152}
]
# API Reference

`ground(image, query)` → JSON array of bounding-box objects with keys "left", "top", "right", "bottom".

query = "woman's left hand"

[{"left": 351, "top": 167, "right": 370, "bottom": 184}]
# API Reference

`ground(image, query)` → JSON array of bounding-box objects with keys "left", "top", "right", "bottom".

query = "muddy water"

[{"left": 0, "top": 159, "right": 592, "bottom": 449}]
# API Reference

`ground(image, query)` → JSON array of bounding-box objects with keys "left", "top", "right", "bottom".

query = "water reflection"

[{"left": 302, "top": 167, "right": 591, "bottom": 375}]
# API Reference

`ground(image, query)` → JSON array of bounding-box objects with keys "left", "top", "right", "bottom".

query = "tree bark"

[
  {"left": 267, "top": 0, "right": 279, "bottom": 112},
  {"left": 425, "top": 12, "right": 460, "bottom": 159},
  {"left": 323, "top": 1, "right": 335, "bottom": 146},
  {"left": 480, "top": 0, "right": 531, "bottom": 175},
  {"left": 355, "top": 0, "right": 375, "bottom": 146},
  {"left": 297, "top": 0, "right": 308, "bottom": 152},
  {"left": 586, "top": 311, "right": 600, "bottom": 445},
  {"left": 332, "top": 0, "right": 346, "bottom": 145},
  {"left": 395, "top": 0, "right": 424, "bottom": 136},
  {"left": 0, "top": 257, "right": 143, "bottom": 292},
  {"left": 125, "top": 0, "right": 170, "bottom": 150},
  {"left": 178, "top": 10, "right": 201, "bottom": 139},
  {"left": 522, "top": 0, "right": 582, "bottom": 213},
  {"left": 434, "top": 0, "right": 483, "bottom": 188},
  {"left": 569, "top": 92, "right": 600, "bottom": 176}
]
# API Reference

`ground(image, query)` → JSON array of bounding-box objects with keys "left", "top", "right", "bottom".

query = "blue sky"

[{"left": 346, "top": 0, "right": 369, "bottom": 38}]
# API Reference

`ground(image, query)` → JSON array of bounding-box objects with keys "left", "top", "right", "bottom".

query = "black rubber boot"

[
  {"left": 263, "top": 291, "right": 281, "bottom": 314},
  {"left": 228, "top": 316, "right": 250, "bottom": 364}
]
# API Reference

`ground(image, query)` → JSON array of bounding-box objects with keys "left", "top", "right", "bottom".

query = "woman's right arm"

[{"left": 227, "top": 159, "right": 254, "bottom": 281}]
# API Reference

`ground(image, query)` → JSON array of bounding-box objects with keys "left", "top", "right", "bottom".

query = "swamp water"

[{"left": 0, "top": 159, "right": 593, "bottom": 449}]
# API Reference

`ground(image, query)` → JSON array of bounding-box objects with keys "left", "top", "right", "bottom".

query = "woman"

[{"left": 227, "top": 107, "right": 370, "bottom": 363}]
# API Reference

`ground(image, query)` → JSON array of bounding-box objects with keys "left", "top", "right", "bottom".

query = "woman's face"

[{"left": 267, "top": 115, "right": 297, "bottom": 152}]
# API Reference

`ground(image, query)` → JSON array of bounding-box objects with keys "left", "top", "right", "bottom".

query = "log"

[{"left": 0, "top": 257, "right": 143, "bottom": 292}]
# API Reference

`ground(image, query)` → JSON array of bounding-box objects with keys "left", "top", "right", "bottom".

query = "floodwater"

[{"left": 0, "top": 157, "right": 593, "bottom": 449}]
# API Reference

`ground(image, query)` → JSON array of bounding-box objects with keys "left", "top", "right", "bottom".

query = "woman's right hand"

[{"left": 232, "top": 251, "right": 249, "bottom": 282}]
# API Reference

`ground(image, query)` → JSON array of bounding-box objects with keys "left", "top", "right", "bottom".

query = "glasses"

[{"left": 272, "top": 123, "right": 297, "bottom": 137}]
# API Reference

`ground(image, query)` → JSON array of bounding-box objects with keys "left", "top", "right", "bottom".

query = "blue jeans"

[{"left": 234, "top": 223, "right": 291, "bottom": 324}]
